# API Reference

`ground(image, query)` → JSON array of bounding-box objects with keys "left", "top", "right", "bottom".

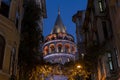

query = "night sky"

[{"left": 43, "top": 0, "right": 88, "bottom": 41}]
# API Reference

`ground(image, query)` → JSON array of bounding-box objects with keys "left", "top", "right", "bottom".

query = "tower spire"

[
  {"left": 51, "top": 8, "right": 66, "bottom": 34},
  {"left": 58, "top": 7, "right": 60, "bottom": 15}
]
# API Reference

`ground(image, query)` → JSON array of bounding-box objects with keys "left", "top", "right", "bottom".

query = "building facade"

[
  {"left": 106, "top": 0, "right": 120, "bottom": 78},
  {"left": 107, "top": 0, "right": 120, "bottom": 67},
  {"left": 0, "top": 0, "right": 23, "bottom": 79},
  {"left": 73, "top": 0, "right": 119, "bottom": 80},
  {"left": 72, "top": 11, "right": 86, "bottom": 59}
]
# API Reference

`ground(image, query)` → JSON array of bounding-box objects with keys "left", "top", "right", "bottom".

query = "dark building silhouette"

[{"left": 73, "top": 0, "right": 120, "bottom": 80}]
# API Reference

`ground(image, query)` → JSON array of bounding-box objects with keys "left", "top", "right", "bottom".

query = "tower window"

[
  {"left": 50, "top": 44, "right": 55, "bottom": 53},
  {"left": 57, "top": 43, "right": 63, "bottom": 53},
  {"left": 43, "top": 46, "right": 48, "bottom": 56},
  {"left": 108, "top": 53, "right": 114, "bottom": 71},
  {"left": 58, "top": 46, "right": 62, "bottom": 52},
  {"left": 98, "top": 0, "right": 104, "bottom": 12},
  {"left": 65, "top": 44, "right": 70, "bottom": 53},
  {"left": 0, "top": 35, "right": 5, "bottom": 70}
]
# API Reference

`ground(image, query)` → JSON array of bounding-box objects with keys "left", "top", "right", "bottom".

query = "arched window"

[
  {"left": 49, "top": 44, "right": 55, "bottom": 53},
  {"left": 65, "top": 44, "right": 70, "bottom": 53},
  {"left": 57, "top": 43, "right": 63, "bottom": 53},
  {"left": 71, "top": 45, "right": 75, "bottom": 54},
  {"left": 43, "top": 46, "right": 49, "bottom": 56},
  {"left": 58, "top": 46, "right": 62, "bottom": 52},
  {"left": 0, "top": 35, "right": 5, "bottom": 70}
]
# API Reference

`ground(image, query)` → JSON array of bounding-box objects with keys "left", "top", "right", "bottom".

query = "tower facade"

[{"left": 42, "top": 10, "right": 77, "bottom": 79}]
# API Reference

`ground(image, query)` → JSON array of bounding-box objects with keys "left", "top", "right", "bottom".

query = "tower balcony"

[
  {"left": 43, "top": 52, "right": 76, "bottom": 64},
  {"left": 42, "top": 39, "right": 77, "bottom": 64}
]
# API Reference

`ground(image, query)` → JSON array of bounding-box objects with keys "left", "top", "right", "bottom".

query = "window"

[
  {"left": 43, "top": 46, "right": 48, "bottom": 56},
  {"left": 65, "top": 44, "right": 70, "bottom": 53},
  {"left": 72, "top": 46, "right": 75, "bottom": 53},
  {"left": 65, "top": 46, "right": 69, "bottom": 53},
  {"left": 98, "top": 0, "right": 104, "bottom": 12},
  {"left": 58, "top": 46, "right": 62, "bottom": 52},
  {"left": 57, "top": 44, "right": 63, "bottom": 53},
  {"left": 0, "top": 35, "right": 5, "bottom": 70},
  {"left": 0, "top": 0, "right": 11, "bottom": 17},
  {"left": 50, "top": 46, "right": 55, "bottom": 53},
  {"left": 102, "top": 21, "right": 108, "bottom": 39},
  {"left": 108, "top": 53, "right": 114, "bottom": 71}
]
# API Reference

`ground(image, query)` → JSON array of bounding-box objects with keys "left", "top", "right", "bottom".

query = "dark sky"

[{"left": 43, "top": 0, "right": 88, "bottom": 41}]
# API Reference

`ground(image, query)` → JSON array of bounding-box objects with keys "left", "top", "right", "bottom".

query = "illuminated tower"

[
  {"left": 42, "top": 10, "right": 77, "bottom": 79},
  {"left": 43, "top": 10, "right": 77, "bottom": 64}
]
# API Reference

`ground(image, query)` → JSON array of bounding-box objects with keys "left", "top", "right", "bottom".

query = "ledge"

[
  {"left": 0, "top": 70, "right": 10, "bottom": 77},
  {"left": 0, "top": 15, "right": 19, "bottom": 34}
]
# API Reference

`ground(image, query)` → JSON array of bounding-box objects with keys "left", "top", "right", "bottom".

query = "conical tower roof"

[{"left": 51, "top": 9, "right": 66, "bottom": 34}]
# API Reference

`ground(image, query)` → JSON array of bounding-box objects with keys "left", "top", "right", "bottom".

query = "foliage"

[{"left": 29, "top": 62, "right": 90, "bottom": 80}]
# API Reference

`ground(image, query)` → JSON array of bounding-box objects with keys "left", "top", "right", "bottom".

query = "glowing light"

[{"left": 77, "top": 65, "right": 82, "bottom": 69}]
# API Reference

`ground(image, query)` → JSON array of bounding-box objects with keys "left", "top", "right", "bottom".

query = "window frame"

[
  {"left": 108, "top": 53, "right": 114, "bottom": 71},
  {"left": 98, "top": 0, "right": 105, "bottom": 13}
]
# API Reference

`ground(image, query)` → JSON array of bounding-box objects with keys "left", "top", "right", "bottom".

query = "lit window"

[
  {"left": 98, "top": 0, "right": 104, "bottom": 12},
  {"left": 108, "top": 53, "right": 114, "bottom": 71},
  {"left": 43, "top": 46, "right": 48, "bottom": 55},
  {"left": 65, "top": 44, "right": 70, "bottom": 53},
  {"left": 50, "top": 44, "right": 55, "bottom": 53}
]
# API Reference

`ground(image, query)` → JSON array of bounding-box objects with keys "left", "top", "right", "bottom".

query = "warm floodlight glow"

[{"left": 77, "top": 65, "right": 82, "bottom": 69}]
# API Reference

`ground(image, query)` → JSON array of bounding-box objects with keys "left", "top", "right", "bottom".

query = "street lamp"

[{"left": 77, "top": 65, "right": 82, "bottom": 69}]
